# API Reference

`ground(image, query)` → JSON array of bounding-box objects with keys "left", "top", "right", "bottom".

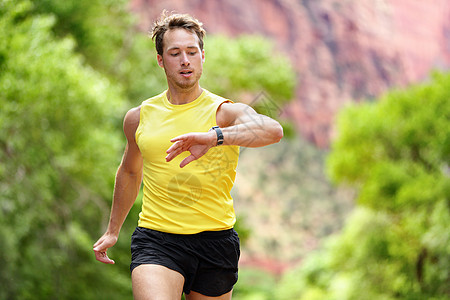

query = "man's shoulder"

[
  {"left": 120, "top": 105, "right": 141, "bottom": 142},
  {"left": 203, "top": 89, "right": 233, "bottom": 104},
  {"left": 124, "top": 106, "right": 141, "bottom": 129},
  {"left": 141, "top": 91, "right": 167, "bottom": 106}
]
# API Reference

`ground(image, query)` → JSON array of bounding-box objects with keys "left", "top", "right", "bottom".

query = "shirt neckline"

[{"left": 162, "top": 89, "right": 207, "bottom": 110}]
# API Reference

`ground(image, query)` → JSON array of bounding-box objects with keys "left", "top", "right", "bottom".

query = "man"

[{"left": 93, "top": 11, "right": 283, "bottom": 300}]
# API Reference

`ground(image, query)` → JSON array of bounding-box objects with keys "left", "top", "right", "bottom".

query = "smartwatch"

[{"left": 210, "top": 126, "right": 224, "bottom": 146}]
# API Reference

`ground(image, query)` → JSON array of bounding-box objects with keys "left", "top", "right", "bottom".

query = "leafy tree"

[
  {"left": 233, "top": 268, "right": 278, "bottom": 300},
  {"left": 276, "top": 72, "right": 450, "bottom": 299},
  {"left": 0, "top": 1, "right": 130, "bottom": 298},
  {"left": 203, "top": 35, "right": 297, "bottom": 139},
  {"left": 31, "top": 0, "right": 167, "bottom": 104},
  {"left": 202, "top": 35, "right": 295, "bottom": 104}
]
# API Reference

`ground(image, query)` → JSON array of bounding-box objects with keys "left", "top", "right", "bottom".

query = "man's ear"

[
  {"left": 157, "top": 54, "right": 164, "bottom": 68},
  {"left": 202, "top": 49, "right": 205, "bottom": 63}
]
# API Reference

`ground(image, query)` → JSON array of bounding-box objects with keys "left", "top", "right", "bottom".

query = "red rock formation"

[{"left": 130, "top": 0, "right": 450, "bottom": 147}]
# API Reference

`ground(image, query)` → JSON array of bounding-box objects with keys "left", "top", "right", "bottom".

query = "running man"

[{"left": 93, "top": 11, "right": 283, "bottom": 300}]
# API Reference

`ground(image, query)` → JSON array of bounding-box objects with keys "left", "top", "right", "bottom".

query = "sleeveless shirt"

[{"left": 135, "top": 89, "right": 240, "bottom": 234}]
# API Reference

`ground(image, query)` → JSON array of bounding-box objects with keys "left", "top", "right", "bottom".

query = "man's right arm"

[{"left": 93, "top": 106, "right": 143, "bottom": 264}]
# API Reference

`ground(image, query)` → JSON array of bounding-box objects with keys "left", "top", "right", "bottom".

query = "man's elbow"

[
  {"left": 117, "top": 163, "right": 142, "bottom": 179},
  {"left": 271, "top": 123, "right": 284, "bottom": 143}
]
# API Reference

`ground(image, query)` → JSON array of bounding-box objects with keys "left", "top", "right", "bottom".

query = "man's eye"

[
  {"left": 189, "top": 52, "right": 197, "bottom": 55},
  {"left": 170, "top": 53, "right": 179, "bottom": 57}
]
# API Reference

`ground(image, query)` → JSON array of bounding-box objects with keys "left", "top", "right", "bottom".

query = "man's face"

[{"left": 157, "top": 28, "right": 205, "bottom": 90}]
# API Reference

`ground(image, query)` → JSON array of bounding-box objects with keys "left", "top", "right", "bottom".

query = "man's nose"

[{"left": 181, "top": 53, "right": 190, "bottom": 66}]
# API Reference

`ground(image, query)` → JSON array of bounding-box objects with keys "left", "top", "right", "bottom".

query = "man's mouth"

[{"left": 180, "top": 70, "right": 193, "bottom": 76}]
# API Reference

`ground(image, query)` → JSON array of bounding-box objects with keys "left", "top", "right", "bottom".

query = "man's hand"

[
  {"left": 93, "top": 233, "right": 118, "bottom": 264},
  {"left": 166, "top": 131, "right": 216, "bottom": 168}
]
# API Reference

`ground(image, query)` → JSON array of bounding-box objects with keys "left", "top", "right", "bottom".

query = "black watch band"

[{"left": 210, "top": 126, "right": 224, "bottom": 146}]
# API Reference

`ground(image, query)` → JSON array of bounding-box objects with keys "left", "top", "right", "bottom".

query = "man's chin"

[{"left": 176, "top": 81, "right": 197, "bottom": 89}]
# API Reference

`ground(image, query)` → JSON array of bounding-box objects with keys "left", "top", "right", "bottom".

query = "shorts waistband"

[{"left": 138, "top": 227, "right": 235, "bottom": 239}]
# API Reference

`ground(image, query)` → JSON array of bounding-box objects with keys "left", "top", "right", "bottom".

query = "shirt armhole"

[
  {"left": 135, "top": 105, "right": 143, "bottom": 147},
  {"left": 214, "top": 99, "right": 234, "bottom": 127}
]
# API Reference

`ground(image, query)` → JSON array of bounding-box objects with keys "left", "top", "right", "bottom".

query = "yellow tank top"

[{"left": 135, "top": 89, "right": 240, "bottom": 234}]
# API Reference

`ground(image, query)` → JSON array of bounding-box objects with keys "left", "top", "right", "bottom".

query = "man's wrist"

[
  {"left": 208, "top": 130, "right": 217, "bottom": 147},
  {"left": 106, "top": 224, "right": 120, "bottom": 237},
  {"left": 209, "top": 126, "right": 224, "bottom": 146}
]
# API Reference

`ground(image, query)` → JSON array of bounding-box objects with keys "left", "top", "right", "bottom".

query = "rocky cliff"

[{"left": 130, "top": 0, "right": 450, "bottom": 147}]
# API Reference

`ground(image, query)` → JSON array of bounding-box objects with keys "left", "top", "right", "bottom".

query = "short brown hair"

[{"left": 151, "top": 11, "right": 206, "bottom": 56}]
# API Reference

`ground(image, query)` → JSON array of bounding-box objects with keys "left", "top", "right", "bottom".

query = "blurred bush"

[
  {"left": 0, "top": 1, "right": 129, "bottom": 298},
  {"left": 274, "top": 72, "right": 450, "bottom": 300}
]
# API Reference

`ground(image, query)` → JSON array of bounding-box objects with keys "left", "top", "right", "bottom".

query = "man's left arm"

[
  {"left": 165, "top": 102, "right": 283, "bottom": 167},
  {"left": 217, "top": 102, "right": 283, "bottom": 148}
]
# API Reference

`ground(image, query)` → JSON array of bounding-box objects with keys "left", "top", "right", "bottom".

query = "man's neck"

[{"left": 166, "top": 85, "right": 203, "bottom": 105}]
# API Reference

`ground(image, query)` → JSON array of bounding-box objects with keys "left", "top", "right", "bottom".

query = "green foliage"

[
  {"left": 202, "top": 35, "right": 296, "bottom": 137},
  {"left": 277, "top": 205, "right": 449, "bottom": 300},
  {"left": 31, "top": 0, "right": 167, "bottom": 104},
  {"left": 233, "top": 268, "right": 278, "bottom": 300},
  {"left": 202, "top": 35, "right": 295, "bottom": 104},
  {"left": 276, "top": 72, "right": 450, "bottom": 299},
  {"left": 0, "top": 0, "right": 131, "bottom": 298}
]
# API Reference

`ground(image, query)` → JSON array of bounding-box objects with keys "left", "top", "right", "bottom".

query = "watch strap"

[{"left": 210, "top": 126, "right": 224, "bottom": 146}]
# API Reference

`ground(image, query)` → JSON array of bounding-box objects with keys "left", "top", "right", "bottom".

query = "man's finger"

[
  {"left": 166, "top": 142, "right": 186, "bottom": 162},
  {"left": 94, "top": 250, "right": 115, "bottom": 264},
  {"left": 170, "top": 134, "right": 189, "bottom": 143},
  {"left": 166, "top": 148, "right": 183, "bottom": 162},
  {"left": 93, "top": 238, "right": 107, "bottom": 252},
  {"left": 93, "top": 239, "right": 105, "bottom": 249},
  {"left": 166, "top": 140, "right": 181, "bottom": 153},
  {"left": 170, "top": 136, "right": 182, "bottom": 143},
  {"left": 180, "top": 154, "right": 196, "bottom": 168}
]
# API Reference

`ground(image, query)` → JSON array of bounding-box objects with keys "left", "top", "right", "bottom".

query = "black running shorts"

[{"left": 130, "top": 226, "right": 240, "bottom": 297}]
